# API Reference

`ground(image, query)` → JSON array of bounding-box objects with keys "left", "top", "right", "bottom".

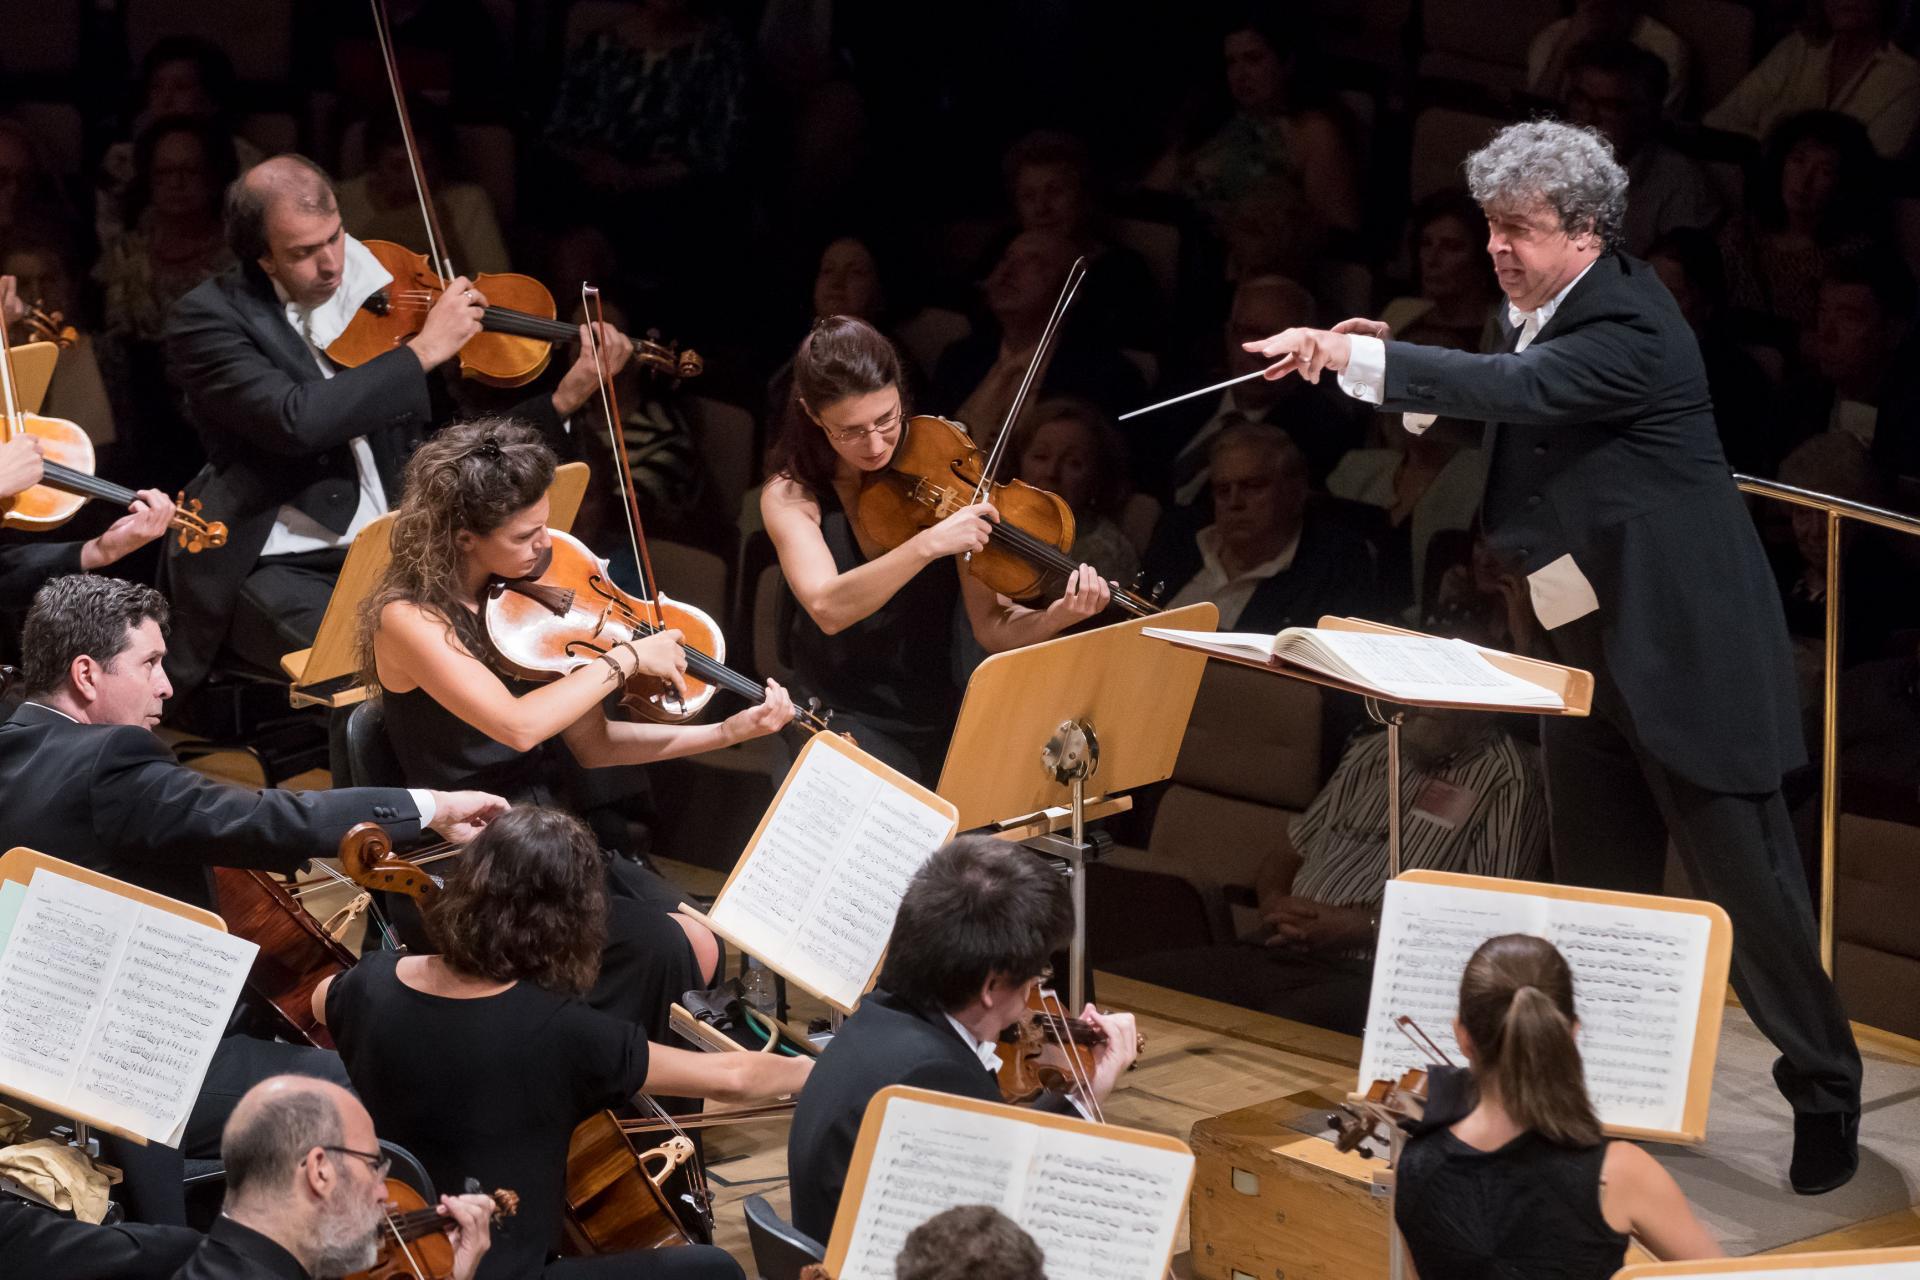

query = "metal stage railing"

[{"left": 1733, "top": 474, "right": 1920, "bottom": 973}]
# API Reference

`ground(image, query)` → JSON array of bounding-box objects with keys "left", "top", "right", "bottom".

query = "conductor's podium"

[{"left": 1189, "top": 1089, "right": 1392, "bottom": 1280}]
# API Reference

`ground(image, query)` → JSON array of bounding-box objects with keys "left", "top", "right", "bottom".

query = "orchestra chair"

[
  {"left": 743, "top": 1194, "right": 824, "bottom": 1280},
  {"left": 339, "top": 698, "right": 406, "bottom": 791}
]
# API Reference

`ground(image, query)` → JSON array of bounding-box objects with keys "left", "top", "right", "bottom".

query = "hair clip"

[{"left": 471, "top": 434, "right": 504, "bottom": 461}]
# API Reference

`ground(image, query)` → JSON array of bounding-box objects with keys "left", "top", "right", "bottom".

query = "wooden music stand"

[
  {"left": 1151, "top": 616, "right": 1593, "bottom": 878},
  {"left": 280, "top": 460, "right": 590, "bottom": 707},
  {"left": 935, "top": 602, "right": 1217, "bottom": 1010},
  {"left": 9, "top": 341, "right": 57, "bottom": 415},
  {"left": 0, "top": 848, "right": 228, "bottom": 1155}
]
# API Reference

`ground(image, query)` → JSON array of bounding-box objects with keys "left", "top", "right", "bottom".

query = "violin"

[
  {"left": 484, "top": 527, "right": 833, "bottom": 734},
  {"left": 563, "top": 1113, "right": 711, "bottom": 1254},
  {"left": 330, "top": 0, "right": 701, "bottom": 391},
  {"left": 345, "top": 1182, "right": 519, "bottom": 1280},
  {"left": 0, "top": 318, "right": 227, "bottom": 551},
  {"left": 326, "top": 239, "right": 703, "bottom": 390},
  {"left": 855, "top": 414, "right": 1160, "bottom": 616},
  {"left": 1327, "top": 1014, "right": 1451, "bottom": 1160},
  {"left": 18, "top": 302, "right": 77, "bottom": 349},
  {"left": 337, "top": 821, "right": 460, "bottom": 904},
  {"left": 211, "top": 867, "right": 356, "bottom": 1049},
  {"left": 995, "top": 985, "right": 1144, "bottom": 1110}
]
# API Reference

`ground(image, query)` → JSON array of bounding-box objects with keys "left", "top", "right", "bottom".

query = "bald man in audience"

[
  {"left": 173, "top": 1076, "right": 495, "bottom": 1280},
  {"left": 160, "top": 154, "right": 633, "bottom": 697}
]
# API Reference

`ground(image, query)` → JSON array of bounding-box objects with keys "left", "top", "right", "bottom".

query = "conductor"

[{"left": 1245, "top": 120, "right": 1861, "bottom": 1194}]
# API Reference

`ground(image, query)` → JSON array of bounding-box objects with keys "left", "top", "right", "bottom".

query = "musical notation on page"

[
  {"left": 705, "top": 736, "right": 958, "bottom": 1011},
  {"left": 1360, "top": 876, "right": 1715, "bottom": 1136}
]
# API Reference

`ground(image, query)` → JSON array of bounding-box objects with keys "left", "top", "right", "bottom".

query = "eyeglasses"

[
  {"left": 822, "top": 407, "right": 905, "bottom": 445},
  {"left": 316, "top": 1145, "right": 391, "bottom": 1179}
]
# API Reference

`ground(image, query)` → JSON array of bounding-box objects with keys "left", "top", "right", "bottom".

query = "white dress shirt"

[
  {"left": 1166, "top": 523, "right": 1303, "bottom": 629},
  {"left": 259, "top": 237, "right": 397, "bottom": 558}
]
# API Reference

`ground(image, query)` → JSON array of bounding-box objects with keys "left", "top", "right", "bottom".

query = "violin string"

[
  {"left": 979, "top": 521, "right": 1156, "bottom": 617},
  {"left": 384, "top": 1204, "right": 429, "bottom": 1278}
]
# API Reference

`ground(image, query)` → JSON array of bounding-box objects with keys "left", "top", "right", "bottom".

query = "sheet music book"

[
  {"left": 696, "top": 733, "right": 959, "bottom": 1012},
  {"left": 0, "top": 868, "right": 257, "bottom": 1145},
  {"left": 1143, "top": 626, "right": 1565, "bottom": 709},
  {"left": 827, "top": 1086, "right": 1193, "bottom": 1280},
  {"left": 1361, "top": 873, "right": 1730, "bottom": 1141}
]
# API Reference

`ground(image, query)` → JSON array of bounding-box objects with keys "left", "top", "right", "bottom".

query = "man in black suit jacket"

[
  {"left": 1245, "top": 121, "right": 1862, "bottom": 1193},
  {"left": 0, "top": 1197, "right": 198, "bottom": 1280},
  {"left": 160, "top": 155, "right": 630, "bottom": 695},
  {"left": 0, "top": 574, "right": 506, "bottom": 1223},
  {"left": 786, "top": 837, "right": 1138, "bottom": 1243}
]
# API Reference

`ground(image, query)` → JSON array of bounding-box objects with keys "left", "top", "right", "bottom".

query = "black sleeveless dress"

[
  {"left": 784, "top": 484, "right": 962, "bottom": 785},
  {"left": 1394, "top": 1068, "right": 1631, "bottom": 1280},
  {"left": 377, "top": 678, "right": 701, "bottom": 1036}
]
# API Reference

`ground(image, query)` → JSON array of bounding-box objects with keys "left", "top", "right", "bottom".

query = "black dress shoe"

[{"left": 1790, "top": 1109, "right": 1860, "bottom": 1194}]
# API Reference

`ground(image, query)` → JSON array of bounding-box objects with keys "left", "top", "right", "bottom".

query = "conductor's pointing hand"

[{"left": 1242, "top": 327, "right": 1353, "bottom": 384}]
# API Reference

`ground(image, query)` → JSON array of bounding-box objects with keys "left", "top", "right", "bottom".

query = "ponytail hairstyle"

[
  {"left": 356, "top": 418, "right": 556, "bottom": 690},
  {"left": 1457, "top": 933, "right": 1602, "bottom": 1148},
  {"left": 766, "top": 314, "right": 906, "bottom": 498}
]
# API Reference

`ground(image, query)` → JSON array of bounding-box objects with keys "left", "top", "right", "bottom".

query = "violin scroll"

[
  {"left": 172, "top": 493, "right": 228, "bottom": 553},
  {"left": 634, "top": 332, "right": 702, "bottom": 381}
]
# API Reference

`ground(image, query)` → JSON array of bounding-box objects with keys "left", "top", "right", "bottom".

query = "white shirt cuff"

[
  {"left": 407, "top": 788, "right": 436, "bottom": 828},
  {"left": 1335, "top": 334, "right": 1387, "bottom": 405}
]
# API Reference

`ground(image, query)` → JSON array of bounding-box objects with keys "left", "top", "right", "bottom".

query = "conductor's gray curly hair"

[{"left": 1464, "top": 121, "right": 1628, "bottom": 251}]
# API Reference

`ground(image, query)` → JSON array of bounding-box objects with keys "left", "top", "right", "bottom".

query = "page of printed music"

[{"left": 3, "top": 4, "right": 1918, "bottom": 1278}]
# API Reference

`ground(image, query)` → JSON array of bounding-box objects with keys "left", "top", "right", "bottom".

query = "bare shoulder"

[
  {"left": 762, "top": 474, "right": 822, "bottom": 522},
  {"left": 1602, "top": 1139, "right": 1668, "bottom": 1191}
]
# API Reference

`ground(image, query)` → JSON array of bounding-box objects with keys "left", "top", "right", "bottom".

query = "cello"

[
  {"left": 853, "top": 257, "right": 1158, "bottom": 617},
  {"left": 211, "top": 867, "right": 356, "bottom": 1049},
  {"left": 327, "top": 0, "right": 701, "bottom": 391}
]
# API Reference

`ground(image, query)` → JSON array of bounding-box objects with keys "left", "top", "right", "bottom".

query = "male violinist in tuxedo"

[
  {"left": 1244, "top": 120, "right": 1862, "bottom": 1195},
  {"left": 786, "top": 836, "right": 1138, "bottom": 1243},
  {"left": 160, "top": 154, "right": 633, "bottom": 697},
  {"left": 0, "top": 572, "right": 506, "bottom": 1225}
]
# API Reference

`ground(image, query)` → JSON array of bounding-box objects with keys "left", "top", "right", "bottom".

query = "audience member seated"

[
  {"left": 93, "top": 36, "right": 263, "bottom": 244},
  {"left": 317, "top": 807, "right": 798, "bottom": 1280},
  {"left": 1379, "top": 192, "right": 1502, "bottom": 356},
  {"left": 1646, "top": 227, "right": 1790, "bottom": 476},
  {"left": 1012, "top": 396, "right": 1141, "bottom": 585},
  {"left": 1425, "top": 527, "right": 1538, "bottom": 655},
  {"left": 995, "top": 129, "right": 1161, "bottom": 351},
  {"left": 93, "top": 115, "right": 239, "bottom": 493},
  {"left": 1717, "top": 111, "right": 1887, "bottom": 347},
  {"left": 1788, "top": 633, "right": 1920, "bottom": 872},
  {"left": 1773, "top": 433, "right": 1917, "bottom": 691},
  {"left": 787, "top": 835, "right": 1137, "bottom": 1243},
  {"left": 766, "top": 233, "right": 912, "bottom": 433},
  {"left": 1527, "top": 0, "right": 1689, "bottom": 114},
  {"left": 1114, "top": 705, "right": 1548, "bottom": 1034},
  {"left": 1706, "top": 0, "right": 1920, "bottom": 158},
  {"left": 1328, "top": 419, "right": 1486, "bottom": 619},
  {"left": 1147, "top": 15, "right": 1361, "bottom": 238},
  {"left": 174, "top": 1076, "right": 497, "bottom": 1280},
  {"left": 1563, "top": 40, "right": 1723, "bottom": 257},
  {"left": 896, "top": 1206, "right": 1046, "bottom": 1280},
  {"left": 1153, "top": 274, "right": 1361, "bottom": 501},
  {"left": 3, "top": 242, "right": 116, "bottom": 459},
  {"left": 1151, "top": 423, "right": 1377, "bottom": 632},
  {"left": 1782, "top": 250, "right": 1917, "bottom": 460},
  {"left": 929, "top": 230, "right": 1145, "bottom": 433},
  {"left": 337, "top": 97, "right": 510, "bottom": 276},
  {"left": 1395, "top": 936, "right": 1720, "bottom": 1278}
]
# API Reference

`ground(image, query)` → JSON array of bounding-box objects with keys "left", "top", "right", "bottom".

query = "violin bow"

[
  {"left": 581, "top": 284, "right": 668, "bottom": 635},
  {"left": 369, "top": 0, "right": 456, "bottom": 279},
  {"left": 968, "top": 254, "right": 1089, "bottom": 507}
]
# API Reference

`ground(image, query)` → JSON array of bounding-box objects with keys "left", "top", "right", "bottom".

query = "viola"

[
  {"left": 0, "top": 319, "right": 226, "bottom": 551},
  {"left": 562, "top": 1113, "right": 710, "bottom": 1254},
  {"left": 1327, "top": 1014, "right": 1450, "bottom": 1159},
  {"left": 344, "top": 1182, "right": 519, "bottom": 1280},
  {"left": 325, "top": 239, "right": 703, "bottom": 390},
  {"left": 484, "top": 527, "right": 834, "bottom": 733},
  {"left": 995, "top": 985, "right": 1143, "bottom": 1109},
  {"left": 211, "top": 867, "right": 356, "bottom": 1049},
  {"left": 855, "top": 414, "right": 1159, "bottom": 615}
]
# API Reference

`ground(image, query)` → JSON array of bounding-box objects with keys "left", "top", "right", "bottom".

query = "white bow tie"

[{"left": 1508, "top": 302, "right": 1541, "bottom": 332}]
